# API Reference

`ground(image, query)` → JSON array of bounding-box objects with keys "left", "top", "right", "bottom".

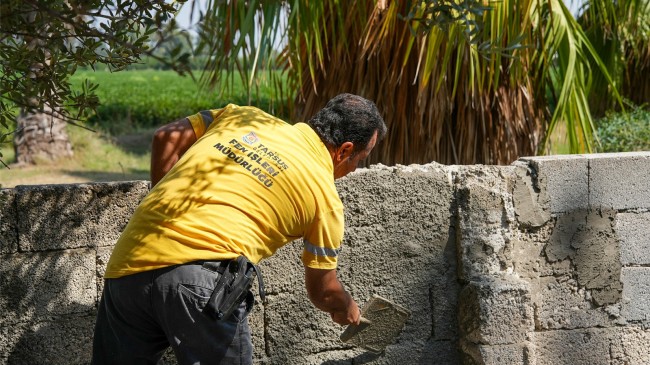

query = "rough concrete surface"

[
  {"left": 621, "top": 267, "right": 650, "bottom": 324},
  {"left": 15, "top": 181, "right": 148, "bottom": 251},
  {"left": 461, "top": 341, "right": 532, "bottom": 365},
  {"left": 609, "top": 327, "right": 650, "bottom": 365},
  {"left": 0, "top": 249, "right": 96, "bottom": 326},
  {"left": 511, "top": 163, "right": 550, "bottom": 228},
  {"left": 520, "top": 155, "right": 589, "bottom": 214},
  {"left": 0, "top": 189, "right": 17, "bottom": 254},
  {"left": 459, "top": 277, "right": 533, "bottom": 345},
  {"left": 535, "top": 327, "right": 650, "bottom": 365},
  {"left": 1, "top": 314, "right": 95, "bottom": 365},
  {"left": 1, "top": 152, "right": 650, "bottom": 365},
  {"left": 532, "top": 275, "right": 614, "bottom": 330},
  {"left": 333, "top": 163, "right": 458, "bottom": 364},
  {"left": 616, "top": 212, "right": 650, "bottom": 265},
  {"left": 535, "top": 328, "right": 616, "bottom": 365},
  {"left": 454, "top": 165, "right": 514, "bottom": 282},
  {"left": 589, "top": 152, "right": 650, "bottom": 210}
]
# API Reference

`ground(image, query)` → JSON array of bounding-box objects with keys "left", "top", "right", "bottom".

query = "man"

[{"left": 92, "top": 93, "right": 387, "bottom": 364}]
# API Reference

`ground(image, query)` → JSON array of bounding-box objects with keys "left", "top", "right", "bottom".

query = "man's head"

[{"left": 307, "top": 93, "right": 387, "bottom": 179}]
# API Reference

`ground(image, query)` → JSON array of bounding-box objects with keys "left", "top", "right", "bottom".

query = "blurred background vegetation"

[{"left": 1, "top": 0, "right": 649, "bottom": 188}]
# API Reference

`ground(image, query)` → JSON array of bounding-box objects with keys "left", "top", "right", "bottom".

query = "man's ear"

[{"left": 334, "top": 142, "right": 355, "bottom": 162}]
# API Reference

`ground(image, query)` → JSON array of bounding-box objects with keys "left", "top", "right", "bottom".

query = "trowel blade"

[
  {"left": 340, "top": 317, "right": 372, "bottom": 342},
  {"left": 339, "top": 295, "right": 411, "bottom": 354}
]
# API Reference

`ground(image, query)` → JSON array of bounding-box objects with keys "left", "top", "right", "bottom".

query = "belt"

[
  {"left": 198, "top": 260, "right": 230, "bottom": 274},
  {"left": 193, "top": 258, "right": 266, "bottom": 304}
]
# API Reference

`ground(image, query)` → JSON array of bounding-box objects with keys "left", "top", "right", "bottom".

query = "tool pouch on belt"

[{"left": 203, "top": 256, "right": 266, "bottom": 321}]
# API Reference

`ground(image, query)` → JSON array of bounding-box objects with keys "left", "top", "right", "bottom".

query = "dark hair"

[{"left": 306, "top": 93, "right": 387, "bottom": 153}]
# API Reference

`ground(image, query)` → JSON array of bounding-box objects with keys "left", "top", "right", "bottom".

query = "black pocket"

[{"left": 178, "top": 283, "right": 212, "bottom": 314}]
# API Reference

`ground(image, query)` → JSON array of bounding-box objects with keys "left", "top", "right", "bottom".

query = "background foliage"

[
  {"left": 596, "top": 106, "right": 650, "bottom": 153},
  {"left": 0, "top": 0, "right": 195, "bottom": 164},
  {"left": 193, "top": 0, "right": 636, "bottom": 165},
  {"left": 71, "top": 70, "right": 286, "bottom": 135},
  {"left": 2, "top": 1, "right": 649, "bottom": 171}
]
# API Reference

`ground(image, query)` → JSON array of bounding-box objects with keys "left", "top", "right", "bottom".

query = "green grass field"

[
  {"left": 73, "top": 69, "right": 286, "bottom": 134},
  {"left": 0, "top": 69, "right": 285, "bottom": 187}
]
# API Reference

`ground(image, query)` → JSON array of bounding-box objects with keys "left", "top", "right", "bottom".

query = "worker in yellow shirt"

[{"left": 91, "top": 93, "right": 387, "bottom": 365}]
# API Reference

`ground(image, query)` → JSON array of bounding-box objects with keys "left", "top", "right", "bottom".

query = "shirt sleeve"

[
  {"left": 187, "top": 106, "right": 235, "bottom": 138},
  {"left": 301, "top": 208, "right": 345, "bottom": 270},
  {"left": 185, "top": 109, "right": 218, "bottom": 138}
]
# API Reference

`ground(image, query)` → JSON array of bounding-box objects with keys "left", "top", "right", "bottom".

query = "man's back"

[{"left": 105, "top": 104, "right": 344, "bottom": 278}]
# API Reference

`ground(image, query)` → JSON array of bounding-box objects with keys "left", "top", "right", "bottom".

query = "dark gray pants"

[{"left": 91, "top": 262, "right": 253, "bottom": 365}]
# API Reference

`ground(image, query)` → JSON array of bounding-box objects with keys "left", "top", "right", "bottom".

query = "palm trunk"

[
  {"left": 12, "top": 4, "right": 73, "bottom": 165},
  {"left": 14, "top": 106, "right": 73, "bottom": 165}
]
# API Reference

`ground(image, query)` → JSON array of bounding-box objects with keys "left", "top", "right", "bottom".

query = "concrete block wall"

[
  {"left": 505, "top": 153, "right": 650, "bottom": 365},
  {"left": 1, "top": 152, "right": 649, "bottom": 364},
  {"left": 0, "top": 182, "right": 151, "bottom": 365}
]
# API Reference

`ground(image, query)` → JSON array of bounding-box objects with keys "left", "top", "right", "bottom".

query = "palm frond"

[{"left": 188, "top": 0, "right": 630, "bottom": 165}]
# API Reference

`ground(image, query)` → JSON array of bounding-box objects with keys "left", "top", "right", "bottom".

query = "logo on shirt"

[{"left": 242, "top": 131, "right": 259, "bottom": 145}]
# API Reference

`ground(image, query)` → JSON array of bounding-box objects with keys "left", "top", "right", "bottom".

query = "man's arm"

[
  {"left": 150, "top": 118, "right": 197, "bottom": 186},
  {"left": 304, "top": 267, "right": 361, "bottom": 326}
]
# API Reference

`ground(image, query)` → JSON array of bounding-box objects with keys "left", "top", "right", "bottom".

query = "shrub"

[{"left": 595, "top": 106, "right": 650, "bottom": 153}]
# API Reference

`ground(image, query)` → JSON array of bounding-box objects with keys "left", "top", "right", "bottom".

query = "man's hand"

[
  {"left": 329, "top": 301, "right": 361, "bottom": 325},
  {"left": 304, "top": 267, "right": 361, "bottom": 326},
  {"left": 150, "top": 118, "right": 197, "bottom": 186}
]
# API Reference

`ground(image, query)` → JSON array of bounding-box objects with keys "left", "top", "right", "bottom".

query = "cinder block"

[
  {"left": 0, "top": 249, "right": 96, "bottom": 325},
  {"left": 511, "top": 163, "right": 551, "bottom": 228},
  {"left": 535, "top": 328, "right": 613, "bottom": 365},
  {"left": 95, "top": 246, "right": 114, "bottom": 298},
  {"left": 15, "top": 181, "right": 149, "bottom": 251},
  {"left": 264, "top": 292, "right": 341, "bottom": 363},
  {"left": 621, "top": 267, "right": 650, "bottom": 324},
  {"left": 0, "top": 314, "right": 94, "bottom": 365},
  {"left": 544, "top": 209, "right": 622, "bottom": 307},
  {"left": 455, "top": 166, "right": 509, "bottom": 226},
  {"left": 612, "top": 327, "right": 650, "bottom": 365},
  {"left": 519, "top": 155, "right": 589, "bottom": 214},
  {"left": 461, "top": 340, "right": 533, "bottom": 365},
  {"left": 0, "top": 189, "right": 17, "bottom": 254},
  {"left": 455, "top": 166, "right": 512, "bottom": 281},
  {"left": 459, "top": 277, "right": 533, "bottom": 345},
  {"left": 616, "top": 212, "right": 650, "bottom": 266},
  {"left": 589, "top": 152, "right": 650, "bottom": 210},
  {"left": 532, "top": 276, "right": 613, "bottom": 330},
  {"left": 337, "top": 163, "right": 453, "bottom": 236}
]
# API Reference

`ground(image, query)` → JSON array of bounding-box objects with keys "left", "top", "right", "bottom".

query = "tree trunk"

[{"left": 13, "top": 106, "right": 73, "bottom": 165}]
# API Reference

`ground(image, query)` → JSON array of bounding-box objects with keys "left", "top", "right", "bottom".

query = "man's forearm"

[
  {"left": 309, "top": 279, "right": 353, "bottom": 313},
  {"left": 304, "top": 267, "right": 361, "bottom": 325}
]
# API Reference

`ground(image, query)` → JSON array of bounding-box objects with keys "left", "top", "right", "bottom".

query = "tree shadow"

[{"left": 2, "top": 181, "right": 150, "bottom": 364}]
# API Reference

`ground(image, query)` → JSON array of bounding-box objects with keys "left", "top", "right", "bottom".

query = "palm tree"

[
  {"left": 14, "top": 107, "right": 73, "bottom": 165},
  {"left": 576, "top": 0, "right": 650, "bottom": 117},
  {"left": 195, "top": 0, "right": 624, "bottom": 165}
]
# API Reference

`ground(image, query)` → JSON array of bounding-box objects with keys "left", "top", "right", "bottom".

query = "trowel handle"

[
  {"left": 340, "top": 317, "right": 372, "bottom": 342},
  {"left": 359, "top": 317, "right": 372, "bottom": 325}
]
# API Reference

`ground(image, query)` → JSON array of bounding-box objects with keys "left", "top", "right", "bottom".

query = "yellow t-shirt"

[{"left": 105, "top": 105, "right": 344, "bottom": 278}]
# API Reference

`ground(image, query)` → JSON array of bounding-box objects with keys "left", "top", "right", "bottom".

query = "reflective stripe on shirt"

[{"left": 304, "top": 239, "right": 341, "bottom": 258}]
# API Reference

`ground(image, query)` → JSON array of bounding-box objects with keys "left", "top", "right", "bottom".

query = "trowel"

[{"left": 340, "top": 294, "right": 411, "bottom": 354}]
